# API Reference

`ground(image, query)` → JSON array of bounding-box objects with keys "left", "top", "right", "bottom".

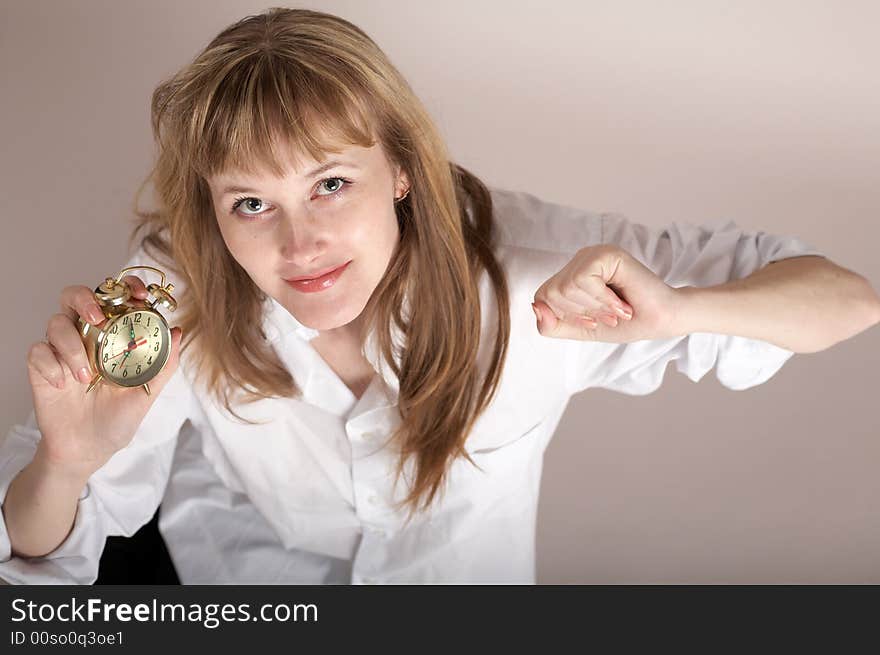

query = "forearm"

[
  {"left": 2, "top": 447, "right": 91, "bottom": 559},
  {"left": 673, "top": 255, "right": 880, "bottom": 353}
]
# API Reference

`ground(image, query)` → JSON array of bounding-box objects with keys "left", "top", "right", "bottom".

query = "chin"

[{"left": 288, "top": 298, "right": 366, "bottom": 332}]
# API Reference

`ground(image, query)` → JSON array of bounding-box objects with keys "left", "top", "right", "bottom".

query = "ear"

[{"left": 394, "top": 165, "right": 411, "bottom": 198}]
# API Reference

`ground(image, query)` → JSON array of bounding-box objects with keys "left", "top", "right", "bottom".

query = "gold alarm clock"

[{"left": 77, "top": 265, "right": 178, "bottom": 396}]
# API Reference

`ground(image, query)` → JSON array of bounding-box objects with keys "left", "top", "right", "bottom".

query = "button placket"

[{"left": 365, "top": 525, "right": 388, "bottom": 539}]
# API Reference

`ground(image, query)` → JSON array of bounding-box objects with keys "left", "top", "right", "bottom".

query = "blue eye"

[
  {"left": 315, "top": 177, "right": 349, "bottom": 197},
  {"left": 230, "top": 196, "right": 267, "bottom": 217},
  {"left": 229, "top": 177, "right": 352, "bottom": 219}
]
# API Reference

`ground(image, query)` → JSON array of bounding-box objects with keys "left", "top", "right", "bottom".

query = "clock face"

[{"left": 98, "top": 310, "right": 170, "bottom": 386}]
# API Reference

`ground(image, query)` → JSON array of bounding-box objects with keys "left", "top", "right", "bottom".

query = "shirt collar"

[
  {"left": 263, "top": 296, "right": 320, "bottom": 343},
  {"left": 262, "top": 293, "right": 406, "bottom": 400}
]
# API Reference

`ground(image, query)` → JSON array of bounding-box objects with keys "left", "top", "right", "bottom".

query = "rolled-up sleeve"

[
  {"left": 0, "top": 364, "right": 196, "bottom": 585},
  {"left": 0, "top": 241, "right": 195, "bottom": 584},
  {"left": 565, "top": 213, "right": 827, "bottom": 395}
]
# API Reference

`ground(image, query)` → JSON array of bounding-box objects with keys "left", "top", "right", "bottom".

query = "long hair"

[{"left": 130, "top": 7, "right": 511, "bottom": 520}]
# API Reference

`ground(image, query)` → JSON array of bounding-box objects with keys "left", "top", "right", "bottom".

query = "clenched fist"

[{"left": 532, "top": 244, "right": 685, "bottom": 343}]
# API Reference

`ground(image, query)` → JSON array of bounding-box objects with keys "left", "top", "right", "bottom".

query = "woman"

[{"left": 1, "top": 8, "right": 877, "bottom": 584}]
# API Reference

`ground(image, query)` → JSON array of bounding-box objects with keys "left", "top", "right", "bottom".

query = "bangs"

[{"left": 190, "top": 53, "right": 379, "bottom": 180}]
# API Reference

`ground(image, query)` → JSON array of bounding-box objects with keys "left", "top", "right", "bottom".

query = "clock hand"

[
  {"left": 128, "top": 337, "right": 148, "bottom": 351},
  {"left": 109, "top": 338, "right": 148, "bottom": 360}
]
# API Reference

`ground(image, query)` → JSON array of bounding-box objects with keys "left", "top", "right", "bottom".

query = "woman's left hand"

[{"left": 532, "top": 245, "right": 685, "bottom": 343}]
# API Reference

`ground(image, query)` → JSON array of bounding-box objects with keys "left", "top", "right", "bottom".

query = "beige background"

[{"left": 1, "top": 1, "right": 877, "bottom": 583}]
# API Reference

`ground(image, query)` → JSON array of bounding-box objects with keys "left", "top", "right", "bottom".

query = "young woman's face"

[{"left": 206, "top": 141, "right": 410, "bottom": 335}]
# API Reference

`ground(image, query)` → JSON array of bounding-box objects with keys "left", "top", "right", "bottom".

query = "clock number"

[
  {"left": 135, "top": 313, "right": 142, "bottom": 323},
  {"left": 147, "top": 356, "right": 153, "bottom": 365},
  {"left": 103, "top": 337, "right": 109, "bottom": 348},
  {"left": 103, "top": 353, "right": 108, "bottom": 363},
  {"left": 123, "top": 369, "right": 128, "bottom": 378},
  {"left": 153, "top": 327, "right": 159, "bottom": 337},
  {"left": 136, "top": 364, "right": 142, "bottom": 375},
  {"left": 123, "top": 316, "right": 129, "bottom": 325},
  {"left": 154, "top": 342, "right": 160, "bottom": 352},
  {"left": 147, "top": 316, "right": 151, "bottom": 327},
  {"left": 110, "top": 324, "right": 118, "bottom": 334},
  {"left": 111, "top": 363, "right": 117, "bottom": 372}
]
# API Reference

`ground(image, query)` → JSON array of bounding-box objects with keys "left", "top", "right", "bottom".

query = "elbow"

[
  {"left": 857, "top": 275, "right": 880, "bottom": 328},
  {"left": 867, "top": 298, "right": 880, "bottom": 332},
  {"left": 817, "top": 275, "right": 880, "bottom": 352}
]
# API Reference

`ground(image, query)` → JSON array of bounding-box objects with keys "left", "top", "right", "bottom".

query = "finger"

[
  {"left": 542, "top": 282, "right": 605, "bottom": 318},
  {"left": 532, "top": 302, "right": 603, "bottom": 332},
  {"left": 570, "top": 273, "right": 634, "bottom": 319},
  {"left": 533, "top": 300, "right": 606, "bottom": 340},
  {"left": 60, "top": 285, "right": 105, "bottom": 326},
  {"left": 537, "top": 272, "right": 632, "bottom": 324},
  {"left": 26, "top": 341, "right": 67, "bottom": 390},
  {"left": 45, "top": 313, "right": 94, "bottom": 384},
  {"left": 596, "top": 284, "right": 633, "bottom": 319},
  {"left": 121, "top": 275, "right": 149, "bottom": 300},
  {"left": 534, "top": 291, "right": 606, "bottom": 325},
  {"left": 533, "top": 299, "right": 603, "bottom": 335}
]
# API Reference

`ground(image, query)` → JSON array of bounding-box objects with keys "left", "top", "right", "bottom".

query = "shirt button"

[
  {"left": 367, "top": 494, "right": 380, "bottom": 506},
  {"left": 367, "top": 526, "right": 388, "bottom": 539},
  {"left": 363, "top": 430, "right": 382, "bottom": 441}
]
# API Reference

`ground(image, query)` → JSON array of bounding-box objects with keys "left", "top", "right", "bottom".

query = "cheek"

[
  {"left": 357, "top": 206, "right": 399, "bottom": 252},
  {"left": 216, "top": 220, "right": 267, "bottom": 273},
  {"left": 339, "top": 204, "right": 395, "bottom": 249}
]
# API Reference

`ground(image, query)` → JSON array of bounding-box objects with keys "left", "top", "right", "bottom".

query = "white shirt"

[{"left": 0, "top": 185, "right": 825, "bottom": 585}]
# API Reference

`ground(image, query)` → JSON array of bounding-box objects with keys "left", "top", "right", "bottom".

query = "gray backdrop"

[{"left": 1, "top": 0, "right": 877, "bottom": 582}]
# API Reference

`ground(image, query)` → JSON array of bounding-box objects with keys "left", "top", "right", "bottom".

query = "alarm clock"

[{"left": 77, "top": 265, "right": 178, "bottom": 396}]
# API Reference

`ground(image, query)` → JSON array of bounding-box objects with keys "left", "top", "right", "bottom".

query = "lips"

[
  {"left": 284, "top": 260, "right": 351, "bottom": 294},
  {"left": 285, "top": 261, "right": 349, "bottom": 282}
]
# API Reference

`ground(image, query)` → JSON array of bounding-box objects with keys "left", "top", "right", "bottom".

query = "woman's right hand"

[{"left": 25, "top": 277, "right": 183, "bottom": 479}]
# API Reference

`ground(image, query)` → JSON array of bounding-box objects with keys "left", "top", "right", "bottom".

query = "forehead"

[{"left": 209, "top": 140, "right": 381, "bottom": 188}]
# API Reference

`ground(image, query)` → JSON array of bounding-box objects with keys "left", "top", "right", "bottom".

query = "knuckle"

[
  {"left": 123, "top": 275, "right": 146, "bottom": 289},
  {"left": 577, "top": 244, "right": 601, "bottom": 257},
  {"left": 59, "top": 284, "right": 77, "bottom": 299},
  {"left": 547, "top": 287, "right": 565, "bottom": 305},
  {"left": 26, "top": 341, "right": 48, "bottom": 364},
  {"left": 61, "top": 284, "right": 87, "bottom": 305},
  {"left": 77, "top": 289, "right": 99, "bottom": 311},
  {"left": 46, "top": 312, "right": 71, "bottom": 333},
  {"left": 578, "top": 245, "right": 600, "bottom": 259},
  {"left": 560, "top": 280, "right": 579, "bottom": 297},
  {"left": 596, "top": 243, "right": 623, "bottom": 256}
]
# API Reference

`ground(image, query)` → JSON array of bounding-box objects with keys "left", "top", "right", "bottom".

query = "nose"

[{"left": 278, "top": 212, "right": 328, "bottom": 266}]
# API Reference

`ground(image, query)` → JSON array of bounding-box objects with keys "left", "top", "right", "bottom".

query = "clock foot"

[
  {"left": 143, "top": 382, "right": 151, "bottom": 396},
  {"left": 85, "top": 374, "right": 102, "bottom": 394}
]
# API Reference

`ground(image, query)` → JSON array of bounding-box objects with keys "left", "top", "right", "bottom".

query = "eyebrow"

[{"left": 220, "top": 159, "right": 361, "bottom": 196}]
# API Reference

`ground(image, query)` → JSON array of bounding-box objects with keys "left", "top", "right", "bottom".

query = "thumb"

[{"left": 531, "top": 301, "right": 561, "bottom": 335}]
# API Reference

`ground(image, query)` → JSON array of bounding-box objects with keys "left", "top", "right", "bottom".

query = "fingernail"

[
  {"left": 89, "top": 308, "right": 103, "bottom": 323},
  {"left": 615, "top": 305, "right": 632, "bottom": 319},
  {"left": 53, "top": 377, "right": 65, "bottom": 390},
  {"left": 76, "top": 367, "right": 91, "bottom": 384},
  {"left": 531, "top": 303, "right": 541, "bottom": 323}
]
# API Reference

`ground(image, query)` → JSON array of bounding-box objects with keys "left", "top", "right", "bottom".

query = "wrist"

[
  {"left": 671, "top": 285, "right": 711, "bottom": 335},
  {"left": 32, "top": 443, "right": 97, "bottom": 490}
]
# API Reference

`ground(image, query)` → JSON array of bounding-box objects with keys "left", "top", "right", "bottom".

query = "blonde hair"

[{"left": 130, "top": 7, "right": 511, "bottom": 520}]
